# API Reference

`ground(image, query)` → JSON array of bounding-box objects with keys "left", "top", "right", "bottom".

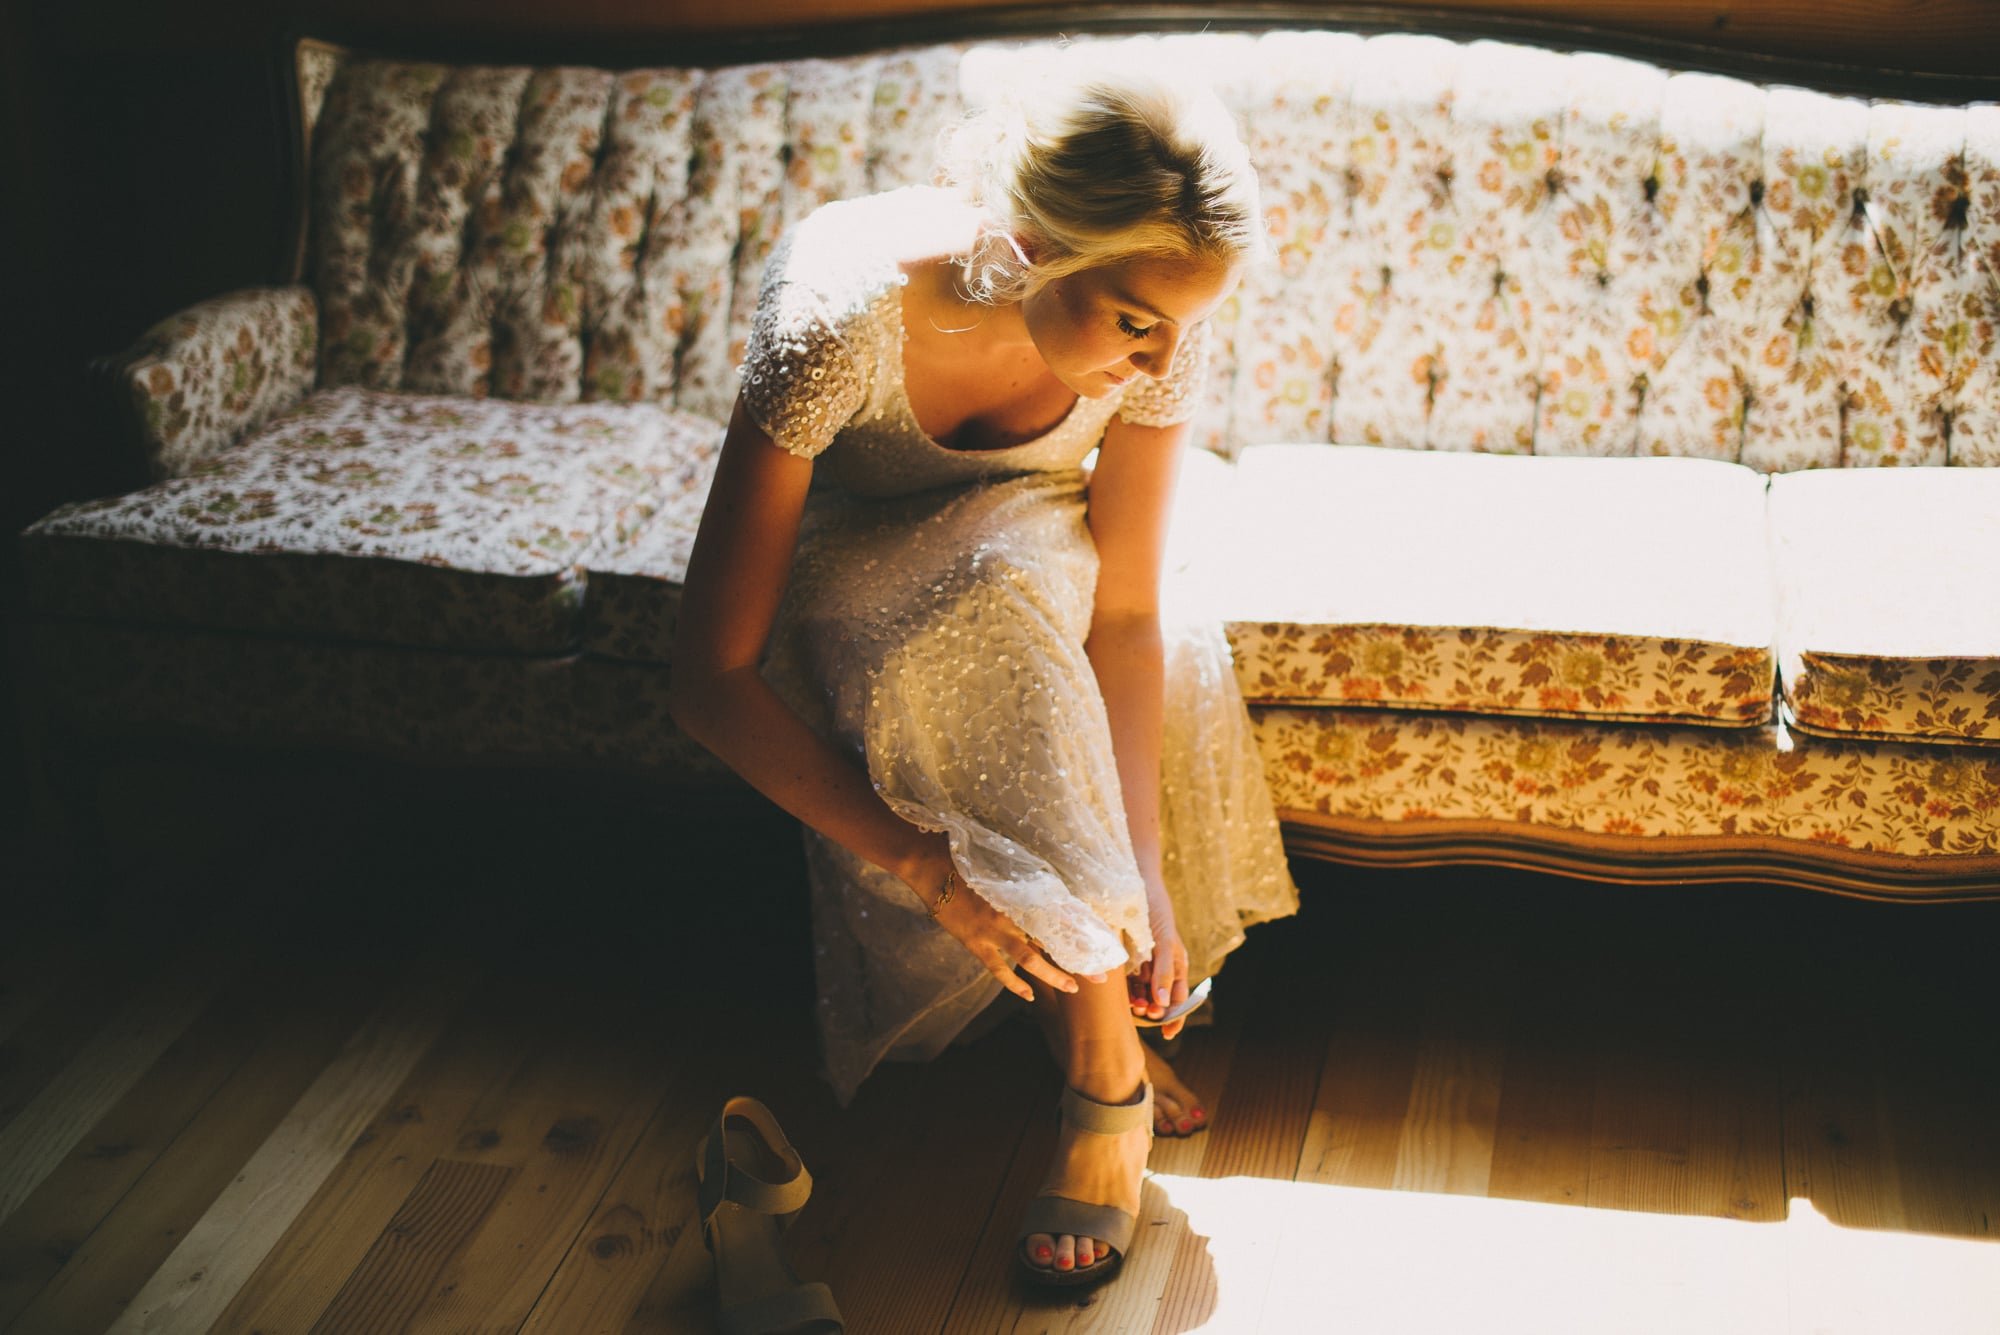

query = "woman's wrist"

[{"left": 893, "top": 832, "right": 956, "bottom": 904}]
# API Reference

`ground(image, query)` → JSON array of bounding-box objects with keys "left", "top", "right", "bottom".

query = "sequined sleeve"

[
  {"left": 1115, "top": 319, "right": 1211, "bottom": 429},
  {"left": 738, "top": 273, "right": 867, "bottom": 461}
]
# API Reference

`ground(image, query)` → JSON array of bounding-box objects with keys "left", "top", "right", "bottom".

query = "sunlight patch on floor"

[{"left": 1145, "top": 1173, "right": 1999, "bottom": 1334}]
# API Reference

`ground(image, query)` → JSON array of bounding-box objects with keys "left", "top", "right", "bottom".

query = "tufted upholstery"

[
  {"left": 297, "top": 32, "right": 1997, "bottom": 468},
  {"left": 305, "top": 48, "right": 963, "bottom": 424}
]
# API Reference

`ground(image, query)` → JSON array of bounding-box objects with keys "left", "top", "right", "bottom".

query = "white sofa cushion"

[
  {"left": 1215, "top": 445, "right": 1777, "bottom": 727},
  {"left": 1769, "top": 467, "right": 2000, "bottom": 747}
]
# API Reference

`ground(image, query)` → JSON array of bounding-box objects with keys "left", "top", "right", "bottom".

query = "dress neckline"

[{"left": 888, "top": 260, "right": 1088, "bottom": 457}]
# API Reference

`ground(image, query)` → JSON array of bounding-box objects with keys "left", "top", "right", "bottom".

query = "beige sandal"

[
  {"left": 1015, "top": 1079, "right": 1154, "bottom": 1290},
  {"left": 695, "top": 1096, "right": 845, "bottom": 1335}
]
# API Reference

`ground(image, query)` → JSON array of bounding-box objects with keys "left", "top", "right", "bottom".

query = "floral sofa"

[{"left": 15, "top": 24, "right": 2000, "bottom": 898}]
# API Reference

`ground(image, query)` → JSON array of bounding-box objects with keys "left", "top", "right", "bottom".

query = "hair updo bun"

[{"left": 938, "top": 44, "right": 1267, "bottom": 305}]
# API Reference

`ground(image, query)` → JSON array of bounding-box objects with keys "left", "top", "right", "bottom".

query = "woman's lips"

[{"left": 1104, "top": 369, "right": 1131, "bottom": 386}]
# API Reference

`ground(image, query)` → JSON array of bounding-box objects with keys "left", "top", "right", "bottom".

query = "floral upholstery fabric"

[
  {"left": 22, "top": 387, "right": 723, "bottom": 655},
  {"left": 290, "top": 34, "right": 1994, "bottom": 465},
  {"left": 121, "top": 286, "right": 319, "bottom": 480},
  {"left": 27, "top": 618, "right": 730, "bottom": 781},
  {"left": 1073, "top": 32, "right": 1993, "bottom": 468},
  {"left": 1213, "top": 446, "right": 1777, "bottom": 726},
  {"left": 305, "top": 49, "right": 965, "bottom": 422},
  {"left": 578, "top": 439, "right": 724, "bottom": 664},
  {"left": 1769, "top": 467, "right": 2000, "bottom": 747},
  {"left": 1254, "top": 706, "right": 2000, "bottom": 861}
]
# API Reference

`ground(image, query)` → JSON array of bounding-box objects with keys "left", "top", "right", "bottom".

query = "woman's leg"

[
  {"left": 1018, "top": 972, "right": 1153, "bottom": 1275},
  {"left": 1025, "top": 980, "right": 1209, "bottom": 1138}
]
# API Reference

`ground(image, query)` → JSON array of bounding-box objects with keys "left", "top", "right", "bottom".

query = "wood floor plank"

[
  {"left": 212, "top": 942, "right": 565, "bottom": 1331},
  {"left": 1777, "top": 935, "right": 1912, "bottom": 1237},
  {"left": 7, "top": 945, "right": 408, "bottom": 1335},
  {"left": 313, "top": 1157, "right": 520, "bottom": 1333},
  {"left": 0, "top": 930, "right": 272, "bottom": 1327},
  {"left": 0, "top": 929, "right": 174, "bottom": 1137},
  {"left": 95, "top": 947, "right": 489, "bottom": 1335},
  {"left": 1294, "top": 915, "right": 1423, "bottom": 1194},
  {"left": 1584, "top": 937, "right": 1703, "bottom": 1219},
  {"left": 1387, "top": 924, "right": 1514, "bottom": 1199},
  {"left": 1482, "top": 900, "right": 1597, "bottom": 1211},
  {"left": 795, "top": 1017, "right": 1053, "bottom": 1334},
  {"left": 520, "top": 1020, "right": 746, "bottom": 1334},
  {"left": 0, "top": 922, "right": 250, "bottom": 1227},
  {"left": 397, "top": 998, "right": 684, "bottom": 1333}
]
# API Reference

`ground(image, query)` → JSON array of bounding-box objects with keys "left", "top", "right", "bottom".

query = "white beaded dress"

[{"left": 741, "top": 187, "right": 1300, "bottom": 1107}]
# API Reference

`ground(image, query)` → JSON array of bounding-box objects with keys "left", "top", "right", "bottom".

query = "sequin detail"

[{"left": 738, "top": 189, "right": 1298, "bottom": 1107}]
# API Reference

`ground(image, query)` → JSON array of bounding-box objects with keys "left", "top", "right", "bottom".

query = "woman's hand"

[
  {"left": 1130, "top": 889, "right": 1192, "bottom": 1040},
  {"left": 902, "top": 843, "right": 1105, "bottom": 1003}
]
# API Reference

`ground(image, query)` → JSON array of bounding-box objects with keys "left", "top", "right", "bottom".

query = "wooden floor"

[{"left": 3, "top": 756, "right": 1998, "bottom": 1333}]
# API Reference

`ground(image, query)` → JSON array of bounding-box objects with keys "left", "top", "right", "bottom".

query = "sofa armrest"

[{"left": 107, "top": 285, "right": 318, "bottom": 480}]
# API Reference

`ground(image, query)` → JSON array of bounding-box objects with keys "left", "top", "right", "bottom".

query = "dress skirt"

[{"left": 761, "top": 467, "right": 1300, "bottom": 1107}]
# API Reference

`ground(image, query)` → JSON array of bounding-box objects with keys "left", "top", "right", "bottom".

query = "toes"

[
  {"left": 1054, "top": 1234, "right": 1076, "bottom": 1272},
  {"left": 1025, "top": 1232, "right": 1055, "bottom": 1268}
]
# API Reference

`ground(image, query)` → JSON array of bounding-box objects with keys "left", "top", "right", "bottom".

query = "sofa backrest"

[{"left": 295, "top": 30, "right": 1998, "bottom": 468}]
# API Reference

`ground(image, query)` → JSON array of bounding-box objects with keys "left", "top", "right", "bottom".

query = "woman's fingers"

[{"left": 1016, "top": 949, "right": 1079, "bottom": 996}]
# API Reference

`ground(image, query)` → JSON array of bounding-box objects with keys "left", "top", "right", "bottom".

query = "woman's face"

[{"left": 1020, "top": 250, "right": 1241, "bottom": 399}]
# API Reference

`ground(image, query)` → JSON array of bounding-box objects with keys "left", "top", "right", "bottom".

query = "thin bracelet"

[{"left": 928, "top": 864, "right": 959, "bottom": 919}]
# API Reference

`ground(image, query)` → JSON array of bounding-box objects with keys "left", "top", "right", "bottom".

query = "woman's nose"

[{"left": 1134, "top": 331, "right": 1178, "bottom": 378}]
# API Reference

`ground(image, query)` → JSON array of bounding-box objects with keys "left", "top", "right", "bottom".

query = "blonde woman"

[{"left": 671, "top": 49, "right": 1299, "bottom": 1294}]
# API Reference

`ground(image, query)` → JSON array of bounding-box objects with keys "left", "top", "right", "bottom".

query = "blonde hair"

[{"left": 939, "top": 47, "right": 1266, "bottom": 305}]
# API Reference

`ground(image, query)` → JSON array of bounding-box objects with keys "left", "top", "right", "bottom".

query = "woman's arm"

[
  {"left": 1083, "top": 413, "right": 1191, "bottom": 1028},
  {"left": 669, "top": 397, "right": 1091, "bottom": 1000},
  {"left": 669, "top": 397, "right": 933, "bottom": 881}
]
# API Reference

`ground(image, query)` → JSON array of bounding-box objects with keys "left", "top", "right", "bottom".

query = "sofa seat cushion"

[
  {"left": 21, "top": 387, "right": 724, "bottom": 655},
  {"left": 1769, "top": 468, "right": 2000, "bottom": 747},
  {"left": 578, "top": 443, "right": 725, "bottom": 664},
  {"left": 1216, "top": 446, "right": 1777, "bottom": 727}
]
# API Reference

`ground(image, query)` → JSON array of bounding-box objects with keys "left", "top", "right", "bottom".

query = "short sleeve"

[
  {"left": 1115, "top": 319, "right": 1211, "bottom": 429},
  {"left": 737, "top": 271, "right": 867, "bottom": 461}
]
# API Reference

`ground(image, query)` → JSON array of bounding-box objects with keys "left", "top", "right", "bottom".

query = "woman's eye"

[{"left": 1116, "top": 315, "right": 1153, "bottom": 340}]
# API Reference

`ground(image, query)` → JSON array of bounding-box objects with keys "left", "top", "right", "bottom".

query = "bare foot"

[
  {"left": 1020, "top": 1078, "right": 1151, "bottom": 1278},
  {"left": 1142, "top": 1043, "right": 1209, "bottom": 1137}
]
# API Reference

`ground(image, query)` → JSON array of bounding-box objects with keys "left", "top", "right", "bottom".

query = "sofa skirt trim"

[{"left": 1279, "top": 811, "right": 2000, "bottom": 902}]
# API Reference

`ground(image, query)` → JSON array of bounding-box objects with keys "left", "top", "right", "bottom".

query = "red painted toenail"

[
  {"left": 1056, "top": 1256, "right": 1073, "bottom": 1269},
  {"left": 1192, "top": 1107, "right": 1206, "bottom": 1118},
  {"left": 1035, "top": 1245, "right": 1051, "bottom": 1260}
]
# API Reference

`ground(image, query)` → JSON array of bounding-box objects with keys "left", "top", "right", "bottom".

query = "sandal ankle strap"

[
  {"left": 699, "top": 1096, "right": 813, "bottom": 1224},
  {"left": 1059, "top": 1079, "right": 1153, "bottom": 1136}
]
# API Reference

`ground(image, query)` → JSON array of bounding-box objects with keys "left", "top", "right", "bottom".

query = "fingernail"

[{"left": 1157, "top": 986, "right": 1170, "bottom": 1003}]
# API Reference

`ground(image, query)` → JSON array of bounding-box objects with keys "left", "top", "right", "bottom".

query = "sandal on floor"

[
  {"left": 1015, "top": 1079, "right": 1154, "bottom": 1291},
  {"left": 695, "top": 1096, "right": 845, "bottom": 1335}
]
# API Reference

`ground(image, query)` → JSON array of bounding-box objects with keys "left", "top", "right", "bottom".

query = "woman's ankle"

[{"left": 1064, "top": 1045, "right": 1145, "bottom": 1105}]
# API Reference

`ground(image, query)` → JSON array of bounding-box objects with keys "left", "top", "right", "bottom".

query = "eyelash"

[{"left": 1116, "top": 315, "right": 1153, "bottom": 340}]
